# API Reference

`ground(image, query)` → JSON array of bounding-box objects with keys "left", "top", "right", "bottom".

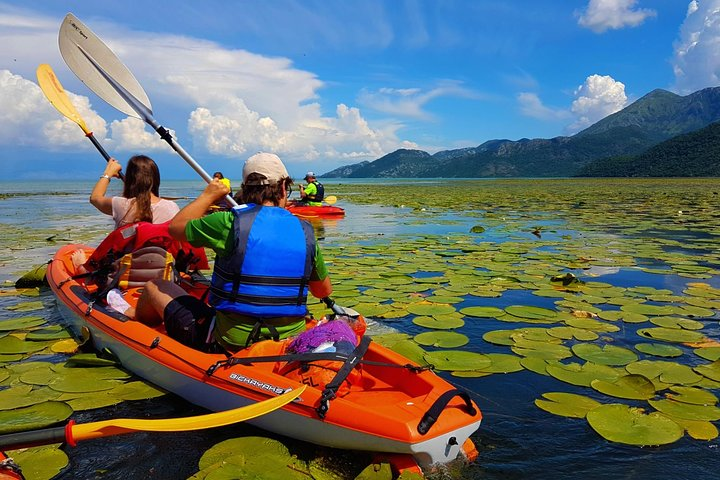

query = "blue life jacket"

[{"left": 209, "top": 204, "right": 315, "bottom": 317}]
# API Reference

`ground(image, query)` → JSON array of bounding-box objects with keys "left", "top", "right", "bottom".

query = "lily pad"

[
  {"left": 411, "top": 315, "right": 464, "bottom": 330},
  {"left": 423, "top": 350, "right": 491, "bottom": 371},
  {"left": 649, "top": 399, "right": 720, "bottom": 421},
  {"left": 546, "top": 361, "right": 621, "bottom": 387},
  {"left": 0, "top": 401, "right": 73, "bottom": 434},
  {"left": 460, "top": 306, "right": 505, "bottom": 318},
  {"left": 667, "top": 386, "right": 718, "bottom": 406},
  {"left": 636, "top": 327, "right": 705, "bottom": 344},
  {"left": 7, "top": 445, "right": 69, "bottom": 480},
  {"left": 634, "top": 343, "right": 683, "bottom": 358},
  {"left": 586, "top": 404, "right": 684, "bottom": 446},
  {"left": 504, "top": 305, "right": 558, "bottom": 321},
  {"left": 0, "top": 316, "right": 47, "bottom": 331},
  {"left": 590, "top": 374, "right": 656, "bottom": 400},
  {"left": 413, "top": 331, "right": 468, "bottom": 348},
  {"left": 535, "top": 392, "right": 601, "bottom": 418},
  {"left": 572, "top": 344, "right": 638, "bottom": 366}
]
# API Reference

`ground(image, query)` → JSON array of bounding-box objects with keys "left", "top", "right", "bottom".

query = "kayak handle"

[{"left": 417, "top": 389, "right": 477, "bottom": 435}]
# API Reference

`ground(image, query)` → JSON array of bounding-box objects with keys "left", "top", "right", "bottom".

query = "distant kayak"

[{"left": 287, "top": 204, "right": 345, "bottom": 217}]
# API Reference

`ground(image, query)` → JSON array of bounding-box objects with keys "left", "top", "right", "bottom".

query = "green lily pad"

[
  {"left": 386, "top": 339, "right": 429, "bottom": 366},
  {"left": 587, "top": 404, "right": 684, "bottom": 446},
  {"left": 535, "top": 392, "right": 601, "bottom": 418},
  {"left": 407, "top": 303, "right": 457, "bottom": 316},
  {"left": 459, "top": 306, "right": 505, "bottom": 318},
  {"left": 0, "top": 335, "right": 47, "bottom": 354},
  {"left": 411, "top": 315, "right": 464, "bottom": 330},
  {"left": 0, "top": 316, "right": 47, "bottom": 331},
  {"left": 636, "top": 327, "right": 705, "bottom": 344},
  {"left": 626, "top": 359, "right": 703, "bottom": 385},
  {"left": 423, "top": 350, "right": 491, "bottom": 371},
  {"left": 591, "top": 374, "right": 656, "bottom": 400},
  {"left": 660, "top": 415, "right": 719, "bottom": 440},
  {"left": 470, "top": 353, "right": 523, "bottom": 374},
  {"left": 25, "top": 325, "right": 72, "bottom": 341},
  {"left": 695, "top": 347, "right": 720, "bottom": 362},
  {"left": 547, "top": 326, "right": 599, "bottom": 341},
  {"left": 649, "top": 398, "right": 720, "bottom": 421},
  {"left": 413, "top": 331, "right": 468, "bottom": 348},
  {"left": 649, "top": 316, "right": 704, "bottom": 330},
  {"left": 667, "top": 386, "right": 718, "bottom": 406},
  {"left": 694, "top": 360, "right": 720, "bottom": 382},
  {"left": 634, "top": 343, "right": 683, "bottom": 358},
  {"left": 7, "top": 446, "right": 69, "bottom": 480},
  {"left": 546, "top": 361, "right": 621, "bottom": 387},
  {"left": 504, "top": 305, "right": 558, "bottom": 320},
  {"left": 564, "top": 317, "right": 620, "bottom": 333},
  {"left": 572, "top": 344, "right": 638, "bottom": 366},
  {"left": 0, "top": 401, "right": 73, "bottom": 434},
  {"left": 6, "top": 300, "right": 45, "bottom": 312},
  {"left": 0, "top": 385, "right": 61, "bottom": 410}
]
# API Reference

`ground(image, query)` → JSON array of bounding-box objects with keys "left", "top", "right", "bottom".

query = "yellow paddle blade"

[
  {"left": 36, "top": 64, "right": 90, "bottom": 134},
  {"left": 71, "top": 385, "right": 305, "bottom": 443},
  {"left": 324, "top": 195, "right": 337, "bottom": 205}
]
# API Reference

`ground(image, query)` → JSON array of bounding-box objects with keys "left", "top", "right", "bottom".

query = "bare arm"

[
  {"left": 89, "top": 158, "right": 123, "bottom": 215},
  {"left": 169, "top": 179, "right": 230, "bottom": 241},
  {"left": 309, "top": 276, "right": 332, "bottom": 299}
]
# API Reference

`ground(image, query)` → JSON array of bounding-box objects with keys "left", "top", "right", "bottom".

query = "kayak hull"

[
  {"left": 286, "top": 204, "right": 345, "bottom": 217},
  {"left": 48, "top": 245, "right": 481, "bottom": 468}
]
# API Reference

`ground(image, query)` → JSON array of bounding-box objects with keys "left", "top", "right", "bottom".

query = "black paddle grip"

[{"left": 0, "top": 426, "right": 68, "bottom": 450}]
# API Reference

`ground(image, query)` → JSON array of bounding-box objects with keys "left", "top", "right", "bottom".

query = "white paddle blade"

[{"left": 59, "top": 13, "right": 151, "bottom": 119}]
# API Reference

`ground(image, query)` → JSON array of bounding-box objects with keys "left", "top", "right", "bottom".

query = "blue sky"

[{"left": 0, "top": 0, "right": 716, "bottom": 180}]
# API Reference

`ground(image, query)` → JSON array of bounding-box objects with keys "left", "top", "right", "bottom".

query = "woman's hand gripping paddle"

[
  {"left": 0, "top": 385, "right": 304, "bottom": 450},
  {"left": 58, "top": 13, "right": 236, "bottom": 207},
  {"left": 36, "top": 63, "right": 124, "bottom": 181}
]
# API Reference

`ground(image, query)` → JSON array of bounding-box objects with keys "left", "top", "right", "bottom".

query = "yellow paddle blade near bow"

[
  {"left": 71, "top": 385, "right": 305, "bottom": 443},
  {"left": 36, "top": 64, "right": 90, "bottom": 134},
  {"left": 324, "top": 195, "right": 337, "bottom": 205}
]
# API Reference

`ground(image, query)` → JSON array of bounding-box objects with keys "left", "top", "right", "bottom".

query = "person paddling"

[
  {"left": 298, "top": 171, "right": 325, "bottom": 206},
  {"left": 72, "top": 155, "right": 180, "bottom": 270},
  {"left": 130, "top": 153, "right": 333, "bottom": 352}
]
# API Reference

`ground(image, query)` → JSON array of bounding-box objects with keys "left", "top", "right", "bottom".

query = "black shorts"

[{"left": 163, "top": 295, "right": 215, "bottom": 350}]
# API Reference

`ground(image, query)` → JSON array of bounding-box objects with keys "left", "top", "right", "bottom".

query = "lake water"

[{"left": 1, "top": 178, "right": 719, "bottom": 479}]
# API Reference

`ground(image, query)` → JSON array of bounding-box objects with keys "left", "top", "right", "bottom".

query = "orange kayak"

[
  {"left": 0, "top": 451, "right": 23, "bottom": 480},
  {"left": 286, "top": 204, "right": 345, "bottom": 217},
  {"left": 48, "top": 245, "right": 481, "bottom": 468}
]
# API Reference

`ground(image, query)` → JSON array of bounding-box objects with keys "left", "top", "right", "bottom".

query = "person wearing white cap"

[
  {"left": 132, "top": 152, "right": 333, "bottom": 352},
  {"left": 298, "top": 171, "right": 325, "bottom": 207}
]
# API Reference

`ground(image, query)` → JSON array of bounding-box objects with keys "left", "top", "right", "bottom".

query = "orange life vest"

[{"left": 83, "top": 221, "right": 208, "bottom": 289}]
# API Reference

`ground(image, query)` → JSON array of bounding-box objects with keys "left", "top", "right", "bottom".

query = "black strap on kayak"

[
  {"left": 316, "top": 335, "right": 371, "bottom": 419},
  {"left": 416, "top": 389, "right": 477, "bottom": 435},
  {"left": 204, "top": 347, "right": 431, "bottom": 377}
]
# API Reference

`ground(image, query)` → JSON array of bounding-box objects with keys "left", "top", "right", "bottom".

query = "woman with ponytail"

[{"left": 90, "top": 155, "right": 179, "bottom": 228}]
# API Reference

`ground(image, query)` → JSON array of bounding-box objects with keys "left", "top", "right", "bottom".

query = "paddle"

[
  {"left": 36, "top": 63, "right": 125, "bottom": 182},
  {"left": 58, "top": 13, "right": 236, "bottom": 207},
  {"left": 323, "top": 195, "right": 337, "bottom": 205},
  {"left": 0, "top": 385, "right": 304, "bottom": 450}
]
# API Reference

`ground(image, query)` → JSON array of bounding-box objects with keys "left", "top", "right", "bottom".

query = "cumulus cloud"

[
  {"left": 357, "top": 81, "right": 481, "bottom": 120},
  {"left": 517, "top": 92, "right": 571, "bottom": 120},
  {"left": 577, "top": 0, "right": 656, "bottom": 33},
  {"left": 568, "top": 74, "right": 628, "bottom": 132},
  {"left": 672, "top": 0, "right": 720, "bottom": 94},
  {"left": 0, "top": 6, "right": 409, "bottom": 166}
]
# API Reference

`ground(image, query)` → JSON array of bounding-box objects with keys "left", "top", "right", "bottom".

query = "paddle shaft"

[
  {"left": 73, "top": 43, "right": 235, "bottom": 206},
  {"left": 86, "top": 131, "right": 125, "bottom": 182},
  {"left": 0, "top": 425, "right": 67, "bottom": 450}
]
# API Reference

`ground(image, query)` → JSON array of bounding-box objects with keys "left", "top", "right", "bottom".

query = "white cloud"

[
  {"left": 672, "top": 0, "right": 720, "bottom": 94},
  {"left": 568, "top": 74, "right": 628, "bottom": 132},
  {"left": 358, "top": 81, "right": 481, "bottom": 120},
  {"left": 577, "top": 0, "right": 656, "bottom": 33},
  {"left": 107, "top": 117, "right": 176, "bottom": 153},
  {"left": 0, "top": 6, "right": 410, "bottom": 165},
  {"left": 517, "top": 92, "right": 571, "bottom": 120}
]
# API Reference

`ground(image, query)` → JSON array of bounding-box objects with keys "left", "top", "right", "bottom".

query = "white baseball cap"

[{"left": 242, "top": 153, "right": 289, "bottom": 185}]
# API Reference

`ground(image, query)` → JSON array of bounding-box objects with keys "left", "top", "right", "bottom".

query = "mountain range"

[{"left": 322, "top": 87, "right": 720, "bottom": 178}]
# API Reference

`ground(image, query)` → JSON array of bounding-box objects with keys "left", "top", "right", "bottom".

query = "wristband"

[{"left": 100, "top": 174, "right": 111, "bottom": 180}]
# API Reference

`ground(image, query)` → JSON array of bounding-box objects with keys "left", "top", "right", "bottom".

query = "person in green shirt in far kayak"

[
  {"left": 131, "top": 153, "right": 333, "bottom": 352},
  {"left": 298, "top": 171, "right": 325, "bottom": 207}
]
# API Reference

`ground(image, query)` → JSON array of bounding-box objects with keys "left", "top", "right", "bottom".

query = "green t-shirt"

[
  {"left": 303, "top": 183, "right": 322, "bottom": 207},
  {"left": 185, "top": 208, "right": 328, "bottom": 350}
]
